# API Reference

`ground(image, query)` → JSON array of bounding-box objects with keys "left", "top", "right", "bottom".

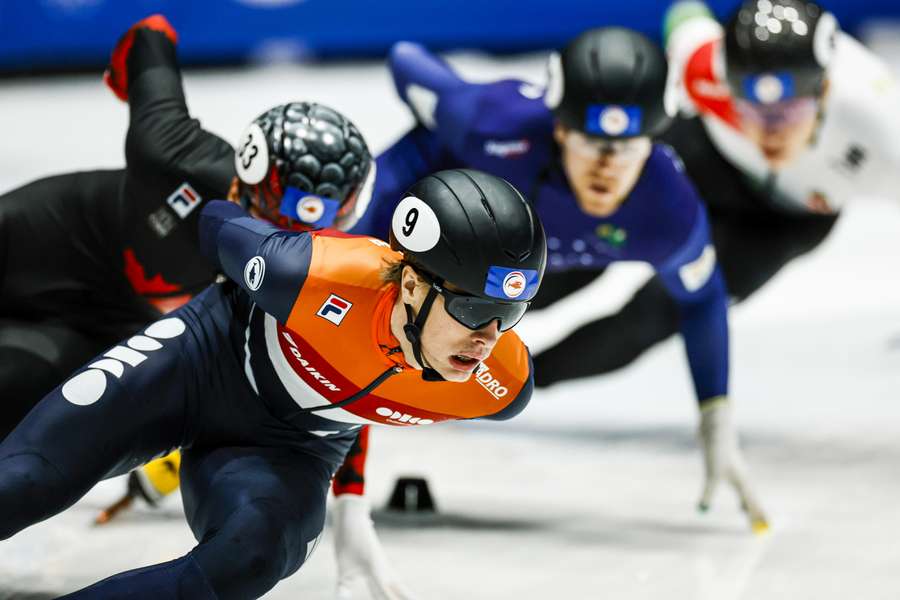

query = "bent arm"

[
  {"left": 125, "top": 28, "right": 234, "bottom": 193},
  {"left": 663, "top": 2, "right": 738, "bottom": 127},
  {"left": 389, "top": 41, "right": 466, "bottom": 131},
  {"left": 350, "top": 126, "right": 457, "bottom": 238},
  {"left": 199, "top": 200, "right": 312, "bottom": 323}
]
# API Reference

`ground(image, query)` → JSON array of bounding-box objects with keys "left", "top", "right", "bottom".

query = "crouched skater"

[{"left": 0, "top": 169, "right": 546, "bottom": 598}]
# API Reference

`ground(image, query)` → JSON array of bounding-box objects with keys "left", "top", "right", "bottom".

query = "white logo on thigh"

[{"left": 62, "top": 318, "right": 186, "bottom": 406}]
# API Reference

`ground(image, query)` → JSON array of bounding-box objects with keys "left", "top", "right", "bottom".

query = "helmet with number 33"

[{"left": 234, "top": 102, "right": 375, "bottom": 231}]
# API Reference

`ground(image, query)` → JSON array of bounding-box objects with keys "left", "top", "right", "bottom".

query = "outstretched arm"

[
  {"left": 663, "top": 2, "right": 740, "bottom": 128},
  {"left": 656, "top": 203, "right": 768, "bottom": 532},
  {"left": 348, "top": 41, "right": 465, "bottom": 238},
  {"left": 655, "top": 206, "right": 729, "bottom": 406},
  {"left": 389, "top": 41, "right": 466, "bottom": 131},
  {"left": 110, "top": 16, "right": 234, "bottom": 194},
  {"left": 349, "top": 126, "right": 455, "bottom": 238}
]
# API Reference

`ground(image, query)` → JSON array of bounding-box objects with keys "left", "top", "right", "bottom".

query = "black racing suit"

[
  {"left": 0, "top": 28, "right": 233, "bottom": 435},
  {"left": 533, "top": 115, "right": 839, "bottom": 386}
]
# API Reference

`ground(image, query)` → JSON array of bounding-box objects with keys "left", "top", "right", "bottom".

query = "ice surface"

[{"left": 1, "top": 52, "right": 899, "bottom": 599}]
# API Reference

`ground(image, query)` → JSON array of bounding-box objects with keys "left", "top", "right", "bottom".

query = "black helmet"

[
  {"left": 725, "top": 0, "right": 837, "bottom": 102},
  {"left": 235, "top": 102, "right": 374, "bottom": 231},
  {"left": 389, "top": 169, "right": 546, "bottom": 379},
  {"left": 544, "top": 27, "right": 675, "bottom": 139}
]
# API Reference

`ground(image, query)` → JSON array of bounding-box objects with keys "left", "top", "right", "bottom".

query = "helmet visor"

[
  {"left": 420, "top": 272, "right": 529, "bottom": 332},
  {"left": 442, "top": 292, "right": 529, "bottom": 332},
  {"left": 734, "top": 97, "right": 818, "bottom": 129},
  {"left": 564, "top": 130, "right": 652, "bottom": 162}
]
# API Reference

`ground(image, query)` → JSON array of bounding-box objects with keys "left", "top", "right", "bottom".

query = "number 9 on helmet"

[{"left": 389, "top": 169, "right": 547, "bottom": 331}]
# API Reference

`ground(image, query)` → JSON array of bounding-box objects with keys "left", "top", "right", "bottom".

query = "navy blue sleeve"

[
  {"left": 349, "top": 126, "right": 458, "bottom": 238},
  {"left": 655, "top": 202, "right": 730, "bottom": 404},
  {"left": 353, "top": 41, "right": 506, "bottom": 241},
  {"left": 199, "top": 200, "right": 313, "bottom": 323},
  {"left": 388, "top": 41, "right": 489, "bottom": 161},
  {"left": 348, "top": 42, "right": 467, "bottom": 239},
  {"left": 389, "top": 41, "right": 466, "bottom": 130}
]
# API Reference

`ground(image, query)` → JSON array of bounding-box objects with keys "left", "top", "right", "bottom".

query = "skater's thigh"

[
  {"left": 181, "top": 445, "right": 334, "bottom": 590},
  {"left": 0, "top": 320, "right": 104, "bottom": 392},
  {"left": 0, "top": 299, "right": 221, "bottom": 482}
]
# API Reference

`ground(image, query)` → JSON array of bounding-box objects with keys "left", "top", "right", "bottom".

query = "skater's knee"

[
  {"left": 195, "top": 499, "right": 320, "bottom": 599},
  {"left": 231, "top": 507, "right": 288, "bottom": 582},
  {"left": 0, "top": 452, "right": 70, "bottom": 539}
]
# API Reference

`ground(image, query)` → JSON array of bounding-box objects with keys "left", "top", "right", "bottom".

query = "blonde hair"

[{"left": 381, "top": 259, "right": 405, "bottom": 286}]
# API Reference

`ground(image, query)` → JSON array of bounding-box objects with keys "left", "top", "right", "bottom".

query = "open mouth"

[
  {"left": 761, "top": 146, "right": 788, "bottom": 163},
  {"left": 449, "top": 354, "right": 481, "bottom": 371},
  {"left": 589, "top": 182, "right": 610, "bottom": 195}
]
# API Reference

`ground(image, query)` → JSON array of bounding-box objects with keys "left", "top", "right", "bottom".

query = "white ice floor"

[{"left": 1, "top": 48, "right": 899, "bottom": 599}]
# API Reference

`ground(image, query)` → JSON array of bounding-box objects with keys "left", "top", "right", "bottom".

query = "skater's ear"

[
  {"left": 819, "top": 77, "right": 831, "bottom": 103},
  {"left": 552, "top": 121, "right": 569, "bottom": 147},
  {"left": 226, "top": 177, "right": 241, "bottom": 203},
  {"left": 399, "top": 265, "right": 427, "bottom": 304}
]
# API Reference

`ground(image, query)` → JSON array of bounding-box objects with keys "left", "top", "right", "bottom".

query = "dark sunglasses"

[{"left": 417, "top": 270, "right": 529, "bottom": 332}]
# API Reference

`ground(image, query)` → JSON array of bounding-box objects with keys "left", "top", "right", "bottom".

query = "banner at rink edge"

[{"left": 1, "top": 0, "right": 898, "bottom": 71}]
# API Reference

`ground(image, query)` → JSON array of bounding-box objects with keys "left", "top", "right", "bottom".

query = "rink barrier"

[{"left": 1, "top": 0, "right": 899, "bottom": 72}]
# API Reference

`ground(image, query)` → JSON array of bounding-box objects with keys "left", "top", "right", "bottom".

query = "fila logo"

[
  {"left": 317, "top": 294, "right": 352, "bottom": 326},
  {"left": 375, "top": 406, "right": 434, "bottom": 426},
  {"left": 166, "top": 182, "right": 202, "bottom": 219},
  {"left": 474, "top": 362, "right": 508, "bottom": 399},
  {"left": 280, "top": 331, "right": 341, "bottom": 392},
  {"left": 62, "top": 318, "right": 186, "bottom": 406}
]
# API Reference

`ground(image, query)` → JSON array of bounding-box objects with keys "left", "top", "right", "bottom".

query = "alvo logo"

[
  {"left": 474, "top": 362, "right": 508, "bottom": 399},
  {"left": 62, "top": 318, "right": 186, "bottom": 406}
]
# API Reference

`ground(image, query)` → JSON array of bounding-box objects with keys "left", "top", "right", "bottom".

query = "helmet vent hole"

[{"left": 480, "top": 198, "right": 496, "bottom": 223}]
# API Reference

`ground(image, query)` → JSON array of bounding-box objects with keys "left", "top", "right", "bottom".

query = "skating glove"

[
  {"left": 104, "top": 14, "right": 179, "bottom": 101},
  {"left": 333, "top": 494, "right": 418, "bottom": 600},
  {"left": 698, "top": 397, "right": 770, "bottom": 533}
]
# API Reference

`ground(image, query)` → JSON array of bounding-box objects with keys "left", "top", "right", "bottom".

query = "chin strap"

[{"left": 402, "top": 286, "right": 445, "bottom": 382}]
